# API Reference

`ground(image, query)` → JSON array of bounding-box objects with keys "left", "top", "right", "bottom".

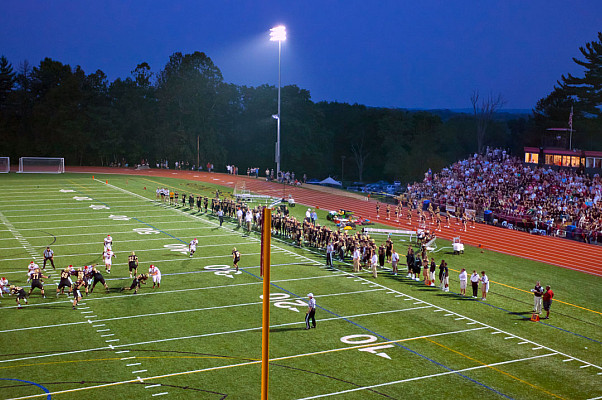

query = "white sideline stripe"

[
  {"left": 0, "top": 249, "right": 285, "bottom": 264},
  {"left": 4, "top": 349, "right": 553, "bottom": 400},
  {"left": 0, "top": 288, "right": 388, "bottom": 332},
  {"left": 316, "top": 262, "right": 602, "bottom": 372},
  {"left": 296, "top": 353, "right": 560, "bottom": 399},
  {"left": 0, "top": 271, "right": 335, "bottom": 311},
  {"left": 0, "top": 227, "right": 228, "bottom": 241},
  {"left": 0, "top": 239, "right": 261, "bottom": 252},
  {"left": 0, "top": 305, "right": 437, "bottom": 364}
]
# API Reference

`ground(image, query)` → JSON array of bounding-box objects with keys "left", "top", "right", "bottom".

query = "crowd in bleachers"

[{"left": 406, "top": 148, "right": 602, "bottom": 243}]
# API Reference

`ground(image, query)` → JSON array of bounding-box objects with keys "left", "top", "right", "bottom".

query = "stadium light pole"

[{"left": 270, "top": 25, "right": 286, "bottom": 178}]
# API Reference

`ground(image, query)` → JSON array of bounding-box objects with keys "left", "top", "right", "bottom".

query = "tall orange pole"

[{"left": 261, "top": 210, "right": 272, "bottom": 400}]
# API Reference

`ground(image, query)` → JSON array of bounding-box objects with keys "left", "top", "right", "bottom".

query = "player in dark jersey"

[
  {"left": 72, "top": 279, "right": 85, "bottom": 309},
  {"left": 128, "top": 251, "right": 139, "bottom": 278},
  {"left": 89, "top": 267, "right": 109, "bottom": 293},
  {"left": 9, "top": 285, "right": 28, "bottom": 308},
  {"left": 75, "top": 268, "right": 89, "bottom": 297},
  {"left": 232, "top": 247, "right": 241, "bottom": 272},
  {"left": 188, "top": 194, "right": 194, "bottom": 209},
  {"left": 28, "top": 269, "right": 49, "bottom": 298},
  {"left": 56, "top": 267, "right": 73, "bottom": 297},
  {"left": 121, "top": 273, "right": 149, "bottom": 294}
]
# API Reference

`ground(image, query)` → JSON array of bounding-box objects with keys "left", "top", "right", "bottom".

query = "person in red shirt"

[{"left": 543, "top": 285, "right": 554, "bottom": 319}]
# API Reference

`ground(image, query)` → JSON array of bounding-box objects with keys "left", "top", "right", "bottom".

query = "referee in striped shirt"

[
  {"left": 43, "top": 247, "right": 55, "bottom": 270},
  {"left": 305, "top": 293, "right": 316, "bottom": 330}
]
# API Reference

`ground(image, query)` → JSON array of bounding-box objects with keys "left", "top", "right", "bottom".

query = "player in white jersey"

[
  {"left": 149, "top": 264, "right": 161, "bottom": 288},
  {"left": 27, "top": 261, "right": 39, "bottom": 282},
  {"left": 104, "top": 235, "right": 113, "bottom": 252},
  {"left": 0, "top": 277, "right": 9, "bottom": 297},
  {"left": 103, "top": 250, "right": 116, "bottom": 273},
  {"left": 189, "top": 238, "right": 198, "bottom": 257}
]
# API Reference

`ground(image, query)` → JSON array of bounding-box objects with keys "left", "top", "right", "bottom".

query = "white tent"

[{"left": 318, "top": 177, "right": 342, "bottom": 187}]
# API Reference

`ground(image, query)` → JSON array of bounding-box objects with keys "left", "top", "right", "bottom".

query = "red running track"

[{"left": 69, "top": 167, "right": 602, "bottom": 277}]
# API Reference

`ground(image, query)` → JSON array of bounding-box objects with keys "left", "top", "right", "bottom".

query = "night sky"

[{"left": 1, "top": 0, "right": 601, "bottom": 110}]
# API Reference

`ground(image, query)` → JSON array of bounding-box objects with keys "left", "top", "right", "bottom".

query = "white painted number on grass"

[
  {"left": 340, "top": 334, "right": 394, "bottom": 360},
  {"left": 109, "top": 215, "right": 131, "bottom": 221},
  {"left": 73, "top": 196, "right": 93, "bottom": 201},
  {"left": 204, "top": 264, "right": 241, "bottom": 279},
  {"left": 133, "top": 227, "right": 159, "bottom": 235},
  {"left": 164, "top": 244, "right": 189, "bottom": 255},
  {"left": 259, "top": 292, "right": 305, "bottom": 313},
  {"left": 90, "top": 204, "right": 110, "bottom": 210}
]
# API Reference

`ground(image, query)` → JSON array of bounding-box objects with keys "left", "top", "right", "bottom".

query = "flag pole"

[
  {"left": 569, "top": 106, "right": 574, "bottom": 150},
  {"left": 260, "top": 208, "right": 272, "bottom": 400}
]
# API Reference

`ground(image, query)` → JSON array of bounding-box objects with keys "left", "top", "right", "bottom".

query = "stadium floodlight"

[
  {"left": 270, "top": 25, "right": 286, "bottom": 177},
  {"left": 0, "top": 157, "right": 9, "bottom": 173},
  {"left": 18, "top": 157, "right": 65, "bottom": 173}
]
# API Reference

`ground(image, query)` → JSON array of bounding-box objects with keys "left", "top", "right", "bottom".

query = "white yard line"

[
  {"left": 5, "top": 345, "right": 553, "bottom": 400},
  {"left": 0, "top": 288, "right": 387, "bottom": 332},
  {"left": 0, "top": 305, "right": 437, "bottom": 364},
  {"left": 0, "top": 271, "right": 340, "bottom": 309},
  {"left": 296, "top": 353, "right": 560, "bottom": 399}
]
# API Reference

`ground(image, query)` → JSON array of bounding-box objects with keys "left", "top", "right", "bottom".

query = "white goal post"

[
  {"left": 18, "top": 157, "right": 65, "bottom": 173},
  {"left": 0, "top": 157, "right": 9, "bottom": 173}
]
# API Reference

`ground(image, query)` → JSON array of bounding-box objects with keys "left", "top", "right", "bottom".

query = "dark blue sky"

[{"left": 1, "top": 1, "right": 601, "bottom": 109}]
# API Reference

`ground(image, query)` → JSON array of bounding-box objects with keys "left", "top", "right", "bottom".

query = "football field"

[{"left": 0, "top": 173, "right": 600, "bottom": 400}]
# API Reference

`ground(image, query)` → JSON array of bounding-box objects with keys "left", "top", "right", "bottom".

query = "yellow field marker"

[{"left": 425, "top": 338, "right": 564, "bottom": 399}]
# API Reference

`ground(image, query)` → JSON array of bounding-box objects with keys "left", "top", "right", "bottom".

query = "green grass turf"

[{"left": 0, "top": 172, "right": 600, "bottom": 400}]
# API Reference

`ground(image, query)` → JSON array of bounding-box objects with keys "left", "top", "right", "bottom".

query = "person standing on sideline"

[
  {"left": 428, "top": 257, "right": 436, "bottom": 287},
  {"left": 217, "top": 207, "right": 224, "bottom": 226},
  {"left": 470, "top": 270, "right": 480, "bottom": 298},
  {"left": 43, "top": 247, "right": 55, "bottom": 270},
  {"left": 326, "top": 242, "right": 334, "bottom": 267},
  {"left": 459, "top": 268, "right": 468, "bottom": 296},
  {"left": 371, "top": 251, "right": 378, "bottom": 278},
  {"left": 543, "top": 285, "right": 554, "bottom": 319},
  {"left": 305, "top": 293, "right": 316, "bottom": 329},
  {"left": 232, "top": 248, "right": 241, "bottom": 272},
  {"left": 391, "top": 249, "right": 399, "bottom": 276},
  {"left": 236, "top": 207, "right": 243, "bottom": 227},
  {"left": 532, "top": 281, "right": 544, "bottom": 314},
  {"left": 480, "top": 271, "right": 489, "bottom": 300},
  {"left": 352, "top": 246, "right": 361, "bottom": 273}
]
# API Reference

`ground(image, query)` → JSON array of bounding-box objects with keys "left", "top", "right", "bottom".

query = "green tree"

[{"left": 0, "top": 55, "right": 16, "bottom": 110}]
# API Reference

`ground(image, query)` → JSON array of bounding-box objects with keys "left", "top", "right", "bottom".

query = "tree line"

[{"left": 0, "top": 32, "right": 600, "bottom": 184}]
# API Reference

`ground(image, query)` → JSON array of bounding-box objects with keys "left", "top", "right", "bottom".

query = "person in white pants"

[{"left": 149, "top": 264, "right": 161, "bottom": 289}]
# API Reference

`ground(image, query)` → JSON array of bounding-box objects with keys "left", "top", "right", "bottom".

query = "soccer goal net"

[
  {"left": 0, "top": 157, "right": 9, "bottom": 173},
  {"left": 18, "top": 157, "right": 65, "bottom": 173}
]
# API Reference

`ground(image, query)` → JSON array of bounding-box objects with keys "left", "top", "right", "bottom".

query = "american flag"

[{"left": 569, "top": 106, "right": 573, "bottom": 130}]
